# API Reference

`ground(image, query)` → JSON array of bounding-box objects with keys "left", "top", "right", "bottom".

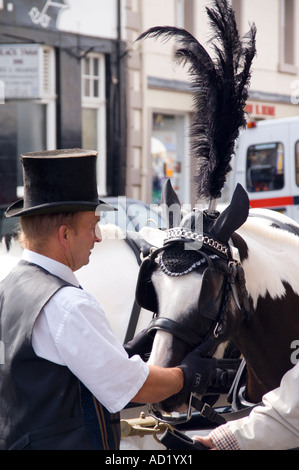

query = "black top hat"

[{"left": 5, "top": 149, "right": 115, "bottom": 218}]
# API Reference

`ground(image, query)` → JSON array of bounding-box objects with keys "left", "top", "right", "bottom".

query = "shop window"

[
  {"left": 152, "top": 113, "right": 189, "bottom": 204},
  {"left": 246, "top": 142, "right": 284, "bottom": 193},
  {"left": 295, "top": 141, "right": 299, "bottom": 186},
  {"left": 16, "top": 103, "right": 47, "bottom": 188},
  {"left": 15, "top": 46, "right": 56, "bottom": 197},
  {"left": 81, "top": 53, "right": 106, "bottom": 195}
]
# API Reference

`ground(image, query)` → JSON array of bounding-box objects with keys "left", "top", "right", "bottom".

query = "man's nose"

[{"left": 95, "top": 225, "right": 102, "bottom": 243}]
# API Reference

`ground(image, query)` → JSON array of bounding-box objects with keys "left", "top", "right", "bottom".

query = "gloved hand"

[
  {"left": 178, "top": 345, "right": 217, "bottom": 395},
  {"left": 123, "top": 329, "right": 154, "bottom": 360}
]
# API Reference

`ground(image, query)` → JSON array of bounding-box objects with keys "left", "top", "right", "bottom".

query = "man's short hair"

[{"left": 19, "top": 212, "right": 80, "bottom": 249}]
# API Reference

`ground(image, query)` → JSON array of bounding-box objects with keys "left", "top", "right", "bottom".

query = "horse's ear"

[
  {"left": 210, "top": 184, "right": 249, "bottom": 243},
  {"left": 161, "top": 179, "right": 182, "bottom": 228}
]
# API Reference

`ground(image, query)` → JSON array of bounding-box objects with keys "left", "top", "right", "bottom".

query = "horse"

[{"left": 136, "top": 180, "right": 299, "bottom": 418}]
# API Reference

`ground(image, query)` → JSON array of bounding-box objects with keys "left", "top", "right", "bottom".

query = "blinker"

[
  {"left": 135, "top": 256, "right": 158, "bottom": 313},
  {"left": 198, "top": 268, "right": 226, "bottom": 321}
]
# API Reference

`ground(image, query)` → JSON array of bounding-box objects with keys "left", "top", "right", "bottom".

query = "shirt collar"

[{"left": 22, "top": 249, "right": 80, "bottom": 287}]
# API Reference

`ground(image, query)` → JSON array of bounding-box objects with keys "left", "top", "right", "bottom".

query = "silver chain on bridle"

[{"left": 164, "top": 228, "right": 230, "bottom": 258}]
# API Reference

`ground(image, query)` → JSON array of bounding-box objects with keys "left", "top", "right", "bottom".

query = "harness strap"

[
  {"left": 174, "top": 359, "right": 262, "bottom": 434},
  {"left": 191, "top": 396, "right": 227, "bottom": 425},
  {"left": 159, "top": 427, "right": 208, "bottom": 451},
  {"left": 173, "top": 396, "right": 262, "bottom": 435},
  {"left": 125, "top": 230, "right": 154, "bottom": 266},
  {"left": 123, "top": 231, "right": 155, "bottom": 344},
  {"left": 227, "top": 358, "right": 247, "bottom": 409},
  {"left": 147, "top": 317, "right": 205, "bottom": 348}
]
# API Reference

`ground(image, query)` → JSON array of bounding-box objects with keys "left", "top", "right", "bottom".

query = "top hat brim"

[{"left": 5, "top": 198, "right": 116, "bottom": 218}]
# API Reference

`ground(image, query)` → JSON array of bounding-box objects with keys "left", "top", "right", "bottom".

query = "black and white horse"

[{"left": 136, "top": 181, "right": 299, "bottom": 415}]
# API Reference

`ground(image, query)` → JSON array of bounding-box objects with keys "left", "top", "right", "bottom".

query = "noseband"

[{"left": 148, "top": 317, "right": 206, "bottom": 349}]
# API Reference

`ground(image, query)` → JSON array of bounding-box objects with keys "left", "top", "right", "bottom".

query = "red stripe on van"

[{"left": 249, "top": 197, "right": 294, "bottom": 208}]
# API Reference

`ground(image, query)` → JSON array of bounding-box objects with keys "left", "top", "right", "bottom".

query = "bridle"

[
  {"left": 145, "top": 228, "right": 252, "bottom": 350},
  {"left": 138, "top": 227, "right": 252, "bottom": 425}
]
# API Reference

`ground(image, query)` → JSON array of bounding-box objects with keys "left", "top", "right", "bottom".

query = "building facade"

[
  {"left": 0, "top": 0, "right": 127, "bottom": 211},
  {"left": 125, "top": 0, "right": 299, "bottom": 206},
  {"left": 0, "top": 0, "right": 298, "bottom": 213}
]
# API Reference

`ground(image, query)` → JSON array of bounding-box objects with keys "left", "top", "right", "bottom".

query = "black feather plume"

[{"left": 136, "top": 0, "right": 256, "bottom": 201}]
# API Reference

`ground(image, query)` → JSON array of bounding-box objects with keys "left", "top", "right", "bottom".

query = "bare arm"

[{"left": 131, "top": 365, "right": 184, "bottom": 404}]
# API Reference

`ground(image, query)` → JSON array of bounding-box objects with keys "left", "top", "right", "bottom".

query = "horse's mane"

[
  {"left": 0, "top": 232, "right": 21, "bottom": 254},
  {"left": 99, "top": 224, "right": 166, "bottom": 248},
  {"left": 139, "top": 226, "right": 166, "bottom": 247},
  {"left": 237, "top": 211, "right": 299, "bottom": 307},
  {"left": 99, "top": 224, "right": 126, "bottom": 240},
  {"left": 240, "top": 211, "right": 299, "bottom": 247}
]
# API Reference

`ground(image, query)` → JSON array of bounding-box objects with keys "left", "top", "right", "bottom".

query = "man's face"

[{"left": 66, "top": 211, "right": 101, "bottom": 271}]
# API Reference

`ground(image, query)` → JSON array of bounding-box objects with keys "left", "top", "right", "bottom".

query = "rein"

[{"left": 123, "top": 231, "right": 155, "bottom": 344}]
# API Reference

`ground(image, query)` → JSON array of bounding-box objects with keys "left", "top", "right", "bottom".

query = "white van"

[{"left": 229, "top": 116, "right": 299, "bottom": 222}]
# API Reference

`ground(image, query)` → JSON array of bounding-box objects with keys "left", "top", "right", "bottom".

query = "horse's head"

[{"left": 136, "top": 180, "right": 252, "bottom": 413}]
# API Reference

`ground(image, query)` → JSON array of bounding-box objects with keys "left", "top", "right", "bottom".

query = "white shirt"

[
  {"left": 210, "top": 360, "right": 299, "bottom": 450},
  {"left": 226, "top": 361, "right": 299, "bottom": 450},
  {"left": 23, "top": 250, "right": 149, "bottom": 413}
]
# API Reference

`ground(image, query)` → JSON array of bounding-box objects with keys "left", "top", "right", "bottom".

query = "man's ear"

[{"left": 58, "top": 225, "right": 70, "bottom": 247}]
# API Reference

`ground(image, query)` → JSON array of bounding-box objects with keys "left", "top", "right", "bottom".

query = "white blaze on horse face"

[
  {"left": 147, "top": 330, "right": 171, "bottom": 366},
  {"left": 147, "top": 270, "right": 203, "bottom": 367}
]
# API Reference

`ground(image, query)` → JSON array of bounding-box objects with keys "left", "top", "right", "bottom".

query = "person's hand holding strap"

[{"left": 178, "top": 345, "right": 217, "bottom": 394}]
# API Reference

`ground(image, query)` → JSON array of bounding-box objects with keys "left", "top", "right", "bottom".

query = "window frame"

[
  {"left": 16, "top": 46, "right": 56, "bottom": 198},
  {"left": 295, "top": 141, "right": 299, "bottom": 187},
  {"left": 81, "top": 52, "right": 107, "bottom": 196},
  {"left": 246, "top": 141, "right": 285, "bottom": 193},
  {"left": 279, "top": 0, "right": 297, "bottom": 74}
]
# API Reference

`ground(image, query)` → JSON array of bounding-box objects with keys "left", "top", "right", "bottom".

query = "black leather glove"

[
  {"left": 178, "top": 346, "right": 217, "bottom": 395},
  {"left": 123, "top": 329, "right": 154, "bottom": 360}
]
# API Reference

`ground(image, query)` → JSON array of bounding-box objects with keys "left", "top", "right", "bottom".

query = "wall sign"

[
  {"left": 0, "top": 44, "right": 44, "bottom": 100},
  {"left": 0, "top": 1, "right": 117, "bottom": 39},
  {"left": 28, "top": 0, "right": 68, "bottom": 29},
  {"left": 246, "top": 103, "right": 276, "bottom": 118},
  {"left": 0, "top": 1, "right": 69, "bottom": 31}
]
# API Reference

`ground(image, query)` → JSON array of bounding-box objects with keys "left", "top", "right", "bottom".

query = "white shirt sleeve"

[
  {"left": 33, "top": 286, "right": 149, "bottom": 413},
  {"left": 223, "top": 361, "right": 299, "bottom": 450}
]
